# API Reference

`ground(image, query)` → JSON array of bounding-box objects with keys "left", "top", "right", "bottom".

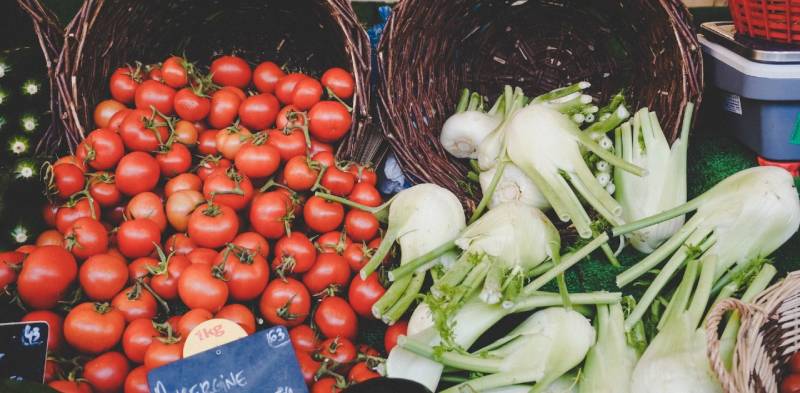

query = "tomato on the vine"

[
  {"left": 166, "top": 190, "right": 204, "bottom": 232},
  {"left": 291, "top": 78, "right": 323, "bottom": 111},
  {"left": 83, "top": 351, "right": 130, "bottom": 393},
  {"left": 202, "top": 168, "right": 254, "bottom": 211},
  {"left": 316, "top": 231, "right": 352, "bottom": 255},
  {"left": 272, "top": 232, "right": 316, "bottom": 274},
  {"left": 321, "top": 67, "right": 355, "bottom": 100},
  {"left": 346, "top": 163, "right": 377, "bottom": 186},
  {"left": 348, "top": 362, "right": 380, "bottom": 383},
  {"left": 267, "top": 128, "right": 307, "bottom": 161},
  {"left": 156, "top": 142, "right": 193, "bottom": 177},
  {"left": 165, "top": 173, "right": 202, "bottom": 196},
  {"left": 232, "top": 232, "right": 270, "bottom": 257},
  {"left": 52, "top": 163, "right": 85, "bottom": 199},
  {"left": 135, "top": 79, "right": 176, "bottom": 115},
  {"left": 144, "top": 336, "right": 183, "bottom": 370},
  {"left": 150, "top": 254, "right": 191, "bottom": 301},
  {"left": 64, "top": 217, "right": 109, "bottom": 259},
  {"left": 315, "top": 296, "right": 358, "bottom": 340},
  {"left": 384, "top": 320, "right": 408, "bottom": 353},
  {"left": 344, "top": 209, "right": 379, "bottom": 242},
  {"left": 110, "top": 66, "right": 141, "bottom": 104},
  {"left": 76, "top": 128, "right": 125, "bottom": 170},
  {"left": 174, "top": 119, "right": 199, "bottom": 145},
  {"left": 197, "top": 130, "right": 220, "bottom": 155},
  {"left": 239, "top": 93, "right": 280, "bottom": 130},
  {"left": 321, "top": 166, "right": 355, "bottom": 197},
  {"left": 283, "top": 155, "right": 320, "bottom": 191},
  {"left": 217, "top": 246, "right": 270, "bottom": 301},
  {"left": 128, "top": 257, "right": 157, "bottom": 284},
  {"left": 210, "top": 55, "right": 252, "bottom": 89},
  {"left": 80, "top": 253, "right": 128, "bottom": 301},
  {"left": 289, "top": 325, "right": 319, "bottom": 353},
  {"left": 196, "top": 155, "right": 231, "bottom": 180},
  {"left": 178, "top": 263, "right": 229, "bottom": 312},
  {"left": 161, "top": 56, "right": 189, "bottom": 88},
  {"left": 296, "top": 351, "right": 321, "bottom": 385},
  {"left": 259, "top": 278, "right": 310, "bottom": 327},
  {"left": 126, "top": 192, "right": 168, "bottom": 231},
  {"left": 253, "top": 61, "right": 285, "bottom": 94},
  {"left": 348, "top": 182, "right": 382, "bottom": 207},
  {"left": 112, "top": 284, "right": 158, "bottom": 322},
  {"left": 122, "top": 319, "right": 159, "bottom": 364},
  {"left": 348, "top": 273, "right": 385, "bottom": 318},
  {"left": 17, "top": 246, "right": 77, "bottom": 310},
  {"left": 64, "top": 302, "right": 126, "bottom": 354},
  {"left": 215, "top": 304, "right": 256, "bottom": 335},
  {"left": 89, "top": 173, "right": 122, "bottom": 207},
  {"left": 125, "top": 366, "right": 150, "bottom": 393},
  {"left": 115, "top": 151, "right": 160, "bottom": 196},
  {"left": 165, "top": 232, "right": 196, "bottom": 255},
  {"left": 303, "top": 196, "right": 344, "bottom": 233},
  {"left": 234, "top": 134, "right": 281, "bottom": 179},
  {"left": 215, "top": 125, "right": 252, "bottom": 160},
  {"left": 275, "top": 73, "right": 307, "bottom": 105},
  {"left": 208, "top": 89, "right": 242, "bottom": 129},
  {"left": 107, "top": 108, "right": 131, "bottom": 132},
  {"left": 21, "top": 310, "right": 63, "bottom": 351},
  {"left": 116, "top": 218, "right": 161, "bottom": 258},
  {"left": 187, "top": 248, "right": 217, "bottom": 266},
  {"left": 250, "top": 191, "right": 294, "bottom": 239},
  {"left": 187, "top": 202, "right": 239, "bottom": 248},
  {"left": 303, "top": 253, "right": 351, "bottom": 295},
  {"left": 308, "top": 101, "right": 351, "bottom": 143},
  {"left": 318, "top": 337, "right": 357, "bottom": 368},
  {"left": 178, "top": 309, "right": 213, "bottom": 338}
]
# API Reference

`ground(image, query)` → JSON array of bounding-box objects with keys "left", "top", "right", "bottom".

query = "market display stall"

[{"left": 0, "top": 1, "right": 798, "bottom": 393}]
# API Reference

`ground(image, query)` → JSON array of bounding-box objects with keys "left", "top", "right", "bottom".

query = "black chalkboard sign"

[
  {"left": 148, "top": 326, "right": 308, "bottom": 393},
  {"left": 0, "top": 321, "right": 49, "bottom": 383}
]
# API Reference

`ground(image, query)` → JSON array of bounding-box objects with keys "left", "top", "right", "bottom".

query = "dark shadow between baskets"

[
  {"left": 47, "top": 0, "right": 375, "bottom": 162},
  {"left": 377, "top": 0, "right": 703, "bottom": 210}
]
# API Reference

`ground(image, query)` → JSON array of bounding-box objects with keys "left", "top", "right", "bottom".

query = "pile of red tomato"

[
  {"left": 0, "top": 54, "right": 409, "bottom": 393},
  {"left": 782, "top": 352, "right": 800, "bottom": 393}
]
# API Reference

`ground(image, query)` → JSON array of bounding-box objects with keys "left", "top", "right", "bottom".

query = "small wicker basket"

[
  {"left": 22, "top": 0, "right": 377, "bottom": 162},
  {"left": 707, "top": 271, "right": 800, "bottom": 393},
  {"left": 376, "top": 0, "right": 703, "bottom": 210}
]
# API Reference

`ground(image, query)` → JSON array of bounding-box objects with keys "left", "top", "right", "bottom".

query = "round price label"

[{"left": 182, "top": 319, "right": 247, "bottom": 358}]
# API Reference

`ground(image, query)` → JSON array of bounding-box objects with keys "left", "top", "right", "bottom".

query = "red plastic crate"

[{"left": 729, "top": 0, "right": 800, "bottom": 44}]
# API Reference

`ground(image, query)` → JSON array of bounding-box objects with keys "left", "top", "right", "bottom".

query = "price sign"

[
  {"left": 148, "top": 325, "right": 308, "bottom": 393},
  {"left": 183, "top": 319, "right": 247, "bottom": 358},
  {"left": 0, "top": 321, "right": 49, "bottom": 383}
]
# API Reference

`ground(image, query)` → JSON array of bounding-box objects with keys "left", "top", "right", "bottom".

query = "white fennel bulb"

[
  {"left": 441, "top": 111, "right": 501, "bottom": 159},
  {"left": 579, "top": 303, "right": 638, "bottom": 393},
  {"left": 479, "top": 164, "right": 550, "bottom": 210}
]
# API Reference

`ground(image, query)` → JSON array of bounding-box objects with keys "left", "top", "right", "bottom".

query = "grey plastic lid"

[{"left": 701, "top": 22, "right": 800, "bottom": 64}]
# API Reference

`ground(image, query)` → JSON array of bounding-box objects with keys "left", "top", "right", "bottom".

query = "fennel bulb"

[
  {"left": 401, "top": 307, "right": 595, "bottom": 393},
  {"left": 615, "top": 166, "right": 800, "bottom": 329},
  {"left": 386, "top": 292, "right": 621, "bottom": 392},
  {"left": 630, "top": 258, "right": 722, "bottom": 393},
  {"left": 505, "top": 104, "right": 644, "bottom": 238},
  {"left": 579, "top": 303, "right": 638, "bottom": 393},
  {"left": 433, "top": 202, "right": 561, "bottom": 305},
  {"left": 479, "top": 163, "right": 549, "bottom": 210},
  {"left": 440, "top": 90, "right": 502, "bottom": 159},
  {"left": 615, "top": 106, "right": 692, "bottom": 254}
]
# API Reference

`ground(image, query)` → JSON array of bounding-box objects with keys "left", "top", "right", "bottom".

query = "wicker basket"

[
  {"left": 707, "top": 271, "right": 800, "bottom": 393},
  {"left": 25, "top": 0, "right": 376, "bottom": 162},
  {"left": 376, "top": 0, "right": 703, "bottom": 209}
]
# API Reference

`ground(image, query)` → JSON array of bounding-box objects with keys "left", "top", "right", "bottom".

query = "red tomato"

[
  {"left": 80, "top": 253, "right": 128, "bottom": 301},
  {"left": 303, "top": 253, "right": 351, "bottom": 295},
  {"left": 196, "top": 155, "right": 231, "bottom": 181},
  {"left": 89, "top": 173, "right": 122, "bottom": 207},
  {"left": 110, "top": 66, "right": 141, "bottom": 104},
  {"left": 84, "top": 351, "right": 130, "bottom": 393},
  {"left": 304, "top": 196, "right": 344, "bottom": 233},
  {"left": 43, "top": 202, "right": 59, "bottom": 227},
  {"left": 156, "top": 142, "right": 192, "bottom": 177},
  {"left": 316, "top": 231, "right": 352, "bottom": 255},
  {"left": 166, "top": 190, "right": 204, "bottom": 232},
  {"left": 239, "top": 93, "right": 280, "bottom": 130},
  {"left": 215, "top": 126, "right": 252, "bottom": 160},
  {"left": 64, "top": 302, "right": 126, "bottom": 354},
  {"left": 115, "top": 152, "right": 160, "bottom": 196},
  {"left": 348, "top": 183, "right": 382, "bottom": 207},
  {"left": 174, "top": 119, "right": 199, "bottom": 145},
  {"left": 346, "top": 164, "right": 378, "bottom": 186},
  {"left": 44, "top": 360, "right": 60, "bottom": 383},
  {"left": 178, "top": 309, "right": 213, "bottom": 338},
  {"left": 107, "top": 108, "right": 131, "bottom": 132},
  {"left": 208, "top": 89, "right": 242, "bottom": 129},
  {"left": 122, "top": 319, "right": 158, "bottom": 363},
  {"left": 21, "top": 310, "right": 63, "bottom": 351},
  {"left": 197, "top": 130, "right": 220, "bottom": 155},
  {"left": 36, "top": 229, "right": 65, "bottom": 247},
  {"left": 57, "top": 198, "right": 102, "bottom": 234},
  {"left": 319, "top": 337, "right": 357, "bottom": 368},
  {"left": 128, "top": 257, "right": 157, "bottom": 284},
  {"left": 310, "top": 139, "right": 334, "bottom": 157},
  {"left": 283, "top": 155, "right": 320, "bottom": 191},
  {"left": 791, "top": 352, "right": 800, "bottom": 374},
  {"left": 202, "top": 168, "right": 254, "bottom": 211},
  {"left": 321, "top": 167, "right": 355, "bottom": 197},
  {"left": 53, "top": 163, "right": 85, "bottom": 199},
  {"left": 384, "top": 320, "right": 408, "bottom": 353},
  {"left": 234, "top": 138, "right": 281, "bottom": 179},
  {"left": 272, "top": 232, "right": 316, "bottom": 274},
  {"left": 178, "top": 263, "right": 229, "bottom": 312},
  {"left": 309, "top": 101, "right": 351, "bottom": 142},
  {"left": 76, "top": 128, "right": 125, "bottom": 171},
  {"left": 221, "top": 86, "right": 247, "bottom": 101},
  {"left": 218, "top": 246, "right": 270, "bottom": 301},
  {"left": 348, "top": 362, "right": 380, "bottom": 383},
  {"left": 117, "top": 219, "right": 161, "bottom": 258},
  {"left": 161, "top": 56, "right": 189, "bottom": 88},
  {"left": 119, "top": 109, "right": 169, "bottom": 152},
  {"left": 275, "top": 73, "right": 307, "bottom": 105},
  {"left": 144, "top": 338, "right": 183, "bottom": 370},
  {"left": 135, "top": 80, "right": 175, "bottom": 115},
  {"left": 54, "top": 155, "right": 87, "bottom": 171},
  {"left": 126, "top": 192, "right": 167, "bottom": 231},
  {"left": 112, "top": 284, "right": 158, "bottom": 322},
  {"left": 782, "top": 374, "right": 800, "bottom": 393},
  {"left": 348, "top": 273, "right": 385, "bottom": 318},
  {"left": 17, "top": 246, "right": 77, "bottom": 309},
  {"left": 187, "top": 202, "right": 240, "bottom": 248},
  {"left": 150, "top": 254, "right": 191, "bottom": 300},
  {"left": 64, "top": 217, "right": 109, "bottom": 259},
  {"left": 93, "top": 98, "right": 126, "bottom": 127},
  {"left": 174, "top": 88, "right": 210, "bottom": 122},
  {"left": 216, "top": 304, "right": 256, "bottom": 334},
  {"left": 313, "top": 151, "right": 335, "bottom": 168},
  {"left": 321, "top": 68, "right": 355, "bottom": 100},
  {"left": 289, "top": 325, "right": 319, "bottom": 353},
  {"left": 147, "top": 65, "right": 163, "bottom": 82},
  {"left": 165, "top": 173, "right": 202, "bottom": 196},
  {"left": 187, "top": 248, "right": 217, "bottom": 266},
  {"left": 253, "top": 61, "right": 285, "bottom": 93},
  {"left": 291, "top": 78, "right": 323, "bottom": 110},
  {"left": 276, "top": 105, "right": 307, "bottom": 130},
  {"left": 124, "top": 366, "right": 150, "bottom": 393},
  {"left": 210, "top": 55, "right": 252, "bottom": 88},
  {"left": 165, "top": 232, "right": 196, "bottom": 255},
  {"left": 259, "top": 278, "right": 310, "bottom": 327},
  {"left": 296, "top": 351, "right": 321, "bottom": 385},
  {"left": 314, "top": 297, "right": 357, "bottom": 340},
  {"left": 232, "top": 232, "right": 270, "bottom": 257},
  {"left": 49, "top": 380, "right": 93, "bottom": 393},
  {"left": 250, "top": 191, "right": 293, "bottom": 239},
  {"left": 267, "top": 128, "right": 307, "bottom": 161},
  {"left": 0, "top": 251, "right": 23, "bottom": 290},
  {"left": 343, "top": 210, "right": 379, "bottom": 242}
]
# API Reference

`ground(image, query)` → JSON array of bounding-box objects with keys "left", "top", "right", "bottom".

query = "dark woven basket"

[
  {"left": 377, "top": 0, "right": 703, "bottom": 210},
  {"left": 32, "top": 0, "right": 376, "bottom": 162}
]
